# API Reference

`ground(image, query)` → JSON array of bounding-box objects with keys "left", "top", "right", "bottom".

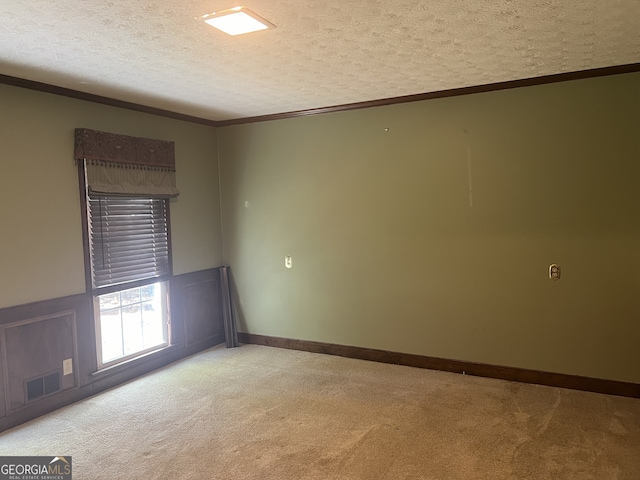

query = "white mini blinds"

[
  {"left": 89, "top": 196, "right": 170, "bottom": 290},
  {"left": 75, "top": 128, "right": 176, "bottom": 293}
]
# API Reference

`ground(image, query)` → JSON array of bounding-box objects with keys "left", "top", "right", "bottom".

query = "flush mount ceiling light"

[{"left": 200, "top": 6, "right": 275, "bottom": 36}]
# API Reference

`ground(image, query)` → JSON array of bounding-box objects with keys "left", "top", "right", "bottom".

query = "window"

[
  {"left": 96, "top": 281, "right": 169, "bottom": 365},
  {"left": 75, "top": 128, "right": 179, "bottom": 370},
  {"left": 88, "top": 196, "right": 171, "bottom": 367}
]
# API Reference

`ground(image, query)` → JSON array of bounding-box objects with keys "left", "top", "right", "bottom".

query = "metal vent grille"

[{"left": 26, "top": 372, "right": 61, "bottom": 401}]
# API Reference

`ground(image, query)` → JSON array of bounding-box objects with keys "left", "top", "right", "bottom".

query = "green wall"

[
  {"left": 2, "top": 72, "right": 638, "bottom": 384},
  {"left": 0, "top": 84, "right": 222, "bottom": 308},
  {"left": 218, "top": 72, "right": 640, "bottom": 383}
]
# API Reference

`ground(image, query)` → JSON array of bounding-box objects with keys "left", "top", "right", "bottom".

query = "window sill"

[{"left": 91, "top": 344, "right": 180, "bottom": 381}]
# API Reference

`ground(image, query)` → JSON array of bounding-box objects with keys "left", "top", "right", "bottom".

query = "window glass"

[{"left": 96, "top": 281, "right": 169, "bottom": 366}]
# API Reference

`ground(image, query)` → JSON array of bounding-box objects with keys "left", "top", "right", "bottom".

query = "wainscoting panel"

[
  {"left": 0, "top": 268, "right": 225, "bottom": 432},
  {"left": 184, "top": 280, "right": 221, "bottom": 346},
  {"left": 3, "top": 312, "right": 78, "bottom": 412},
  {"left": 172, "top": 268, "right": 224, "bottom": 353},
  {"left": 0, "top": 294, "right": 89, "bottom": 428}
]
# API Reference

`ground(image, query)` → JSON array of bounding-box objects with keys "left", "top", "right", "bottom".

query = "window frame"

[
  {"left": 94, "top": 280, "right": 171, "bottom": 369},
  {"left": 78, "top": 162, "right": 174, "bottom": 371}
]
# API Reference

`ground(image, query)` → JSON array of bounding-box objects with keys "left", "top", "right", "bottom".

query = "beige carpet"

[{"left": 1, "top": 344, "right": 638, "bottom": 479}]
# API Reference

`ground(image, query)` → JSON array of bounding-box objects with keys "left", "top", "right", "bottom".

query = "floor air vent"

[{"left": 26, "top": 372, "right": 61, "bottom": 401}]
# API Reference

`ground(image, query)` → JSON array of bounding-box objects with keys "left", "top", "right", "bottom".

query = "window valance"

[{"left": 74, "top": 128, "right": 179, "bottom": 198}]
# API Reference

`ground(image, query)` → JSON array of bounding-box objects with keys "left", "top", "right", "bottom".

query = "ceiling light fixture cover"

[{"left": 201, "top": 6, "right": 275, "bottom": 36}]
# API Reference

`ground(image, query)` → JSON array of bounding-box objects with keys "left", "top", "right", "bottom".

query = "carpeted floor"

[{"left": 0, "top": 344, "right": 638, "bottom": 479}]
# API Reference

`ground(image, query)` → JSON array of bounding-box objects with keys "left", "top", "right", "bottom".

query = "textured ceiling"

[{"left": 1, "top": 0, "right": 639, "bottom": 121}]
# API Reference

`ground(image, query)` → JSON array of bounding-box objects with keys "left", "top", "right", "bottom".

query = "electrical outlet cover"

[
  {"left": 63, "top": 358, "right": 73, "bottom": 376},
  {"left": 549, "top": 264, "right": 561, "bottom": 280}
]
